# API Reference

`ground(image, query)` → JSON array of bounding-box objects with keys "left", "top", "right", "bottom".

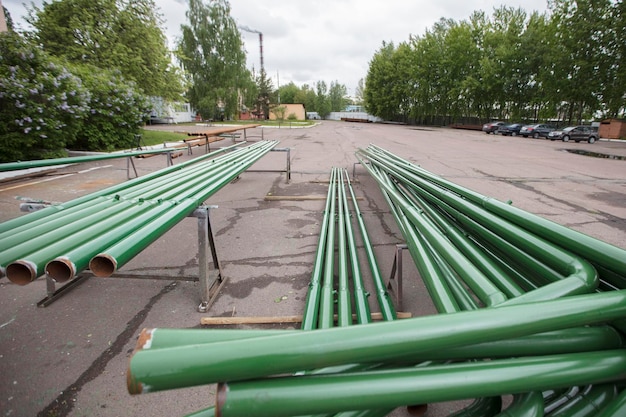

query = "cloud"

[{"left": 3, "top": 0, "right": 550, "bottom": 94}]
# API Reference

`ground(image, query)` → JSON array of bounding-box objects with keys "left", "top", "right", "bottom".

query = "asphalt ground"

[{"left": 1, "top": 121, "right": 625, "bottom": 417}]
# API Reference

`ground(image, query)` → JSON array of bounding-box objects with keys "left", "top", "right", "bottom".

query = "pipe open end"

[
  {"left": 89, "top": 254, "right": 117, "bottom": 277},
  {"left": 407, "top": 404, "right": 428, "bottom": 416},
  {"left": 126, "top": 367, "right": 143, "bottom": 395},
  {"left": 45, "top": 258, "right": 75, "bottom": 283},
  {"left": 215, "top": 383, "right": 228, "bottom": 417},
  {"left": 6, "top": 260, "right": 37, "bottom": 285}
]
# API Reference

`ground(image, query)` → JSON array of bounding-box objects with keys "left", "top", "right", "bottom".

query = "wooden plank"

[{"left": 200, "top": 312, "right": 412, "bottom": 325}]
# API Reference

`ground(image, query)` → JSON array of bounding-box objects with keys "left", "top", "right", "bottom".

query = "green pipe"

[
  {"left": 216, "top": 350, "right": 626, "bottom": 417},
  {"left": 318, "top": 167, "right": 338, "bottom": 329},
  {"left": 357, "top": 153, "right": 508, "bottom": 307},
  {"left": 493, "top": 392, "right": 544, "bottom": 417},
  {"left": 344, "top": 168, "right": 396, "bottom": 321},
  {"left": 127, "top": 290, "right": 626, "bottom": 394},
  {"left": 0, "top": 147, "right": 191, "bottom": 172},
  {"left": 596, "top": 388, "right": 626, "bottom": 417},
  {"left": 448, "top": 396, "right": 503, "bottom": 417},
  {"left": 0, "top": 142, "right": 242, "bottom": 234},
  {"left": 133, "top": 325, "right": 623, "bottom": 364},
  {"left": 340, "top": 169, "right": 371, "bottom": 324},
  {"left": 372, "top": 164, "right": 461, "bottom": 312},
  {"left": 90, "top": 142, "right": 277, "bottom": 277},
  {"left": 0, "top": 143, "right": 254, "bottom": 263},
  {"left": 336, "top": 169, "right": 352, "bottom": 327},
  {"left": 0, "top": 147, "right": 239, "bottom": 251},
  {"left": 405, "top": 186, "right": 525, "bottom": 299},
  {"left": 358, "top": 148, "right": 599, "bottom": 301},
  {"left": 5, "top": 198, "right": 174, "bottom": 284},
  {"left": 301, "top": 168, "right": 335, "bottom": 331},
  {"left": 6, "top": 142, "right": 277, "bottom": 283},
  {"left": 549, "top": 384, "right": 617, "bottom": 417},
  {"left": 365, "top": 144, "right": 626, "bottom": 281}
]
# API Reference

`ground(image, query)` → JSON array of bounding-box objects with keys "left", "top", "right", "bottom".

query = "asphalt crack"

[{"left": 37, "top": 281, "right": 178, "bottom": 417}]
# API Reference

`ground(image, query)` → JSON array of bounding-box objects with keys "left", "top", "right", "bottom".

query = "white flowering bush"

[
  {"left": 0, "top": 33, "right": 151, "bottom": 161},
  {"left": 0, "top": 33, "right": 89, "bottom": 162},
  {"left": 70, "top": 64, "right": 151, "bottom": 151}
]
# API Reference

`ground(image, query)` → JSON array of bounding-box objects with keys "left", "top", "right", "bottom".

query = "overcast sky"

[{"left": 4, "top": 0, "right": 549, "bottom": 96}]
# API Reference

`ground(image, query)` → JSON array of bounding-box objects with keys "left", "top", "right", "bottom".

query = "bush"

[
  {"left": 0, "top": 32, "right": 89, "bottom": 162},
  {"left": 69, "top": 64, "right": 151, "bottom": 151}
]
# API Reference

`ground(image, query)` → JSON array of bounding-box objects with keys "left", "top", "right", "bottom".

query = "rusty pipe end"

[
  {"left": 89, "top": 253, "right": 117, "bottom": 277},
  {"left": 126, "top": 367, "right": 144, "bottom": 395},
  {"left": 6, "top": 260, "right": 38, "bottom": 285},
  {"left": 45, "top": 257, "right": 76, "bottom": 283},
  {"left": 215, "top": 383, "right": 228, "bottom": 417},
  {"left": 134, "top": 328, "right": 155, "bottom": 352}
]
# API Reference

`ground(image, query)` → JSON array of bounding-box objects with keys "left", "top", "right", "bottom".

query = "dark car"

[
  {"left": 548, "top": 126, "right": 599, "bottom": 143},
  {"left": 482, "top": 121, "right": 505, "bottom": 134},
  {"left": 520, "top": 124, "right": 554, "bottom": 139},
  {"left": 496, "top": 123, "right": 524, "bottom": 136}
]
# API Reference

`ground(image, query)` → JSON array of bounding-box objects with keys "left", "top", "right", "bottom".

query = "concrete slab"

[{"left": 0, "top": 122, "right": 625, "bottom": 417}]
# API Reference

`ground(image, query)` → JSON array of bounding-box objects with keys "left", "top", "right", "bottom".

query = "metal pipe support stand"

[
  {"left": 193, "top": 205, "right": 227, "bottom": 313},
  {"left": 246, "top": 148, "right": 291, "bottom": 183},
  {"left": 37, "top": 205, "right": 226, "bottom": 311},
  {"left": 126, "top": 151, "right": 175, "bottom": 179},
  {"left": 387, "top": 244, "right": 407, "bottom": 310}
]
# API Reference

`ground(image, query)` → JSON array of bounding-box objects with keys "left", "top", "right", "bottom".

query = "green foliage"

[
  {"left": 364, "top": 0, "right": 624, "bottom": 124},
  {"left": 69, "top": 64, "right": 151, "bottom": 151},
  {"left": 0, "top": 33, "right": 89, "bottom": 162},
  {"left": 271, "top": 105, "right": 287, "bottom": 122},
  {"left": 177, "top": 0, "right": 249, "bottom": 120},
  {"left": 27, "top": 0, "right": 183, "bottom": 100},
  {"left": 287, "top": 113, "right": 298, "bottom": 121}
]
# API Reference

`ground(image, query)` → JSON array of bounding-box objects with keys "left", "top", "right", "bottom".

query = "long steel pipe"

[
  {"left": 301, "top": 169, "right": 335, "bottom": 331},
  {"left": 356, "top": 147, "right": 601, "bottom": 303},
  {"left": 0, "top": 142, "right": 242, "bottom": 235},
  {"left": 216, "top": 350, "right": 626, "bottom": 417},
  {"left": 127, "top": 290, "right": 626, "bottom": 394},
  {"left": 88, "top": 141, "right": 277, "bottom": 277},
  {"left": 2, "top": 141, "right": 276, "bottom": 283},
  {"left": 0, "top": 147, "right": 190, "bottom": 172}
]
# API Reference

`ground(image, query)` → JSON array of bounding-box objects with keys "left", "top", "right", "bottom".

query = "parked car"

[
  {"left": 520, "top": 124, "right": 555, "bottom": 139},
  {"left": 482, "top": 121, "right": 505, "bottom": 134},
  {"left": 497, "top": 123, "right": 524, "bottom": 136},
  {"left": 548, "top": 126, "right": 599, "bottom": 143}
]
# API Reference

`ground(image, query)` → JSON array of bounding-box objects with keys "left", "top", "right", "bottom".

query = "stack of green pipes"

[
  {"left": 0, "top": 140, "right": 278, "bottom": 285},
  {"left": 126, "top": 148, "right": 626, "bottom": 417}
]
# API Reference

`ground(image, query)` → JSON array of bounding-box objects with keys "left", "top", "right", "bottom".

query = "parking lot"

[{"left": 1, "top": 121, "right": 625, "bottom": 417}]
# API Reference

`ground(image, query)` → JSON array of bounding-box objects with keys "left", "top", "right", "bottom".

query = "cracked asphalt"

[{"left": 1, "top": 121, "right": 625, "bottom": 417}]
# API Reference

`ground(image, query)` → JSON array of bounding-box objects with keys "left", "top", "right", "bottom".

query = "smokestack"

[{"left": 259, "top": 33, "right": 264, "bottom": 72}]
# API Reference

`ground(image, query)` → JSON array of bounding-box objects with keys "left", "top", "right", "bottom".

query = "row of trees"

[{"left": 364, "top": 0, "right": 626, "bottom": 125}]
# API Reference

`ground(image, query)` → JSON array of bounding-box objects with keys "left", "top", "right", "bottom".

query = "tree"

[
  {"left": 316, "top": 81, "right": 331, "bottom": 119},
  {"left": 328, "top": 81, "right": 348, "bottom": 112},
  {"left": 364, "top": 41, "right": 399, "bottom": 120},
  {"left": 177, "top": 0, "right": 249, "bottom": 120},
  {"left": 354, "top": 79, "right": 365, "bottom": 105},
  {"left": 278, "top": 82, "right": 301, "bottom": 104},
  {"left": 0, "top": 32, "right": 89, "bottom": 162},
  {"left": 27, "top": 0, "right": 183, "bottom": 100}
]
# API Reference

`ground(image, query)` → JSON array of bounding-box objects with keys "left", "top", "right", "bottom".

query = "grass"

[
  {"left": 137, "top": 129, "right": 190, "bottom": 147},
  {"left": 137, "top": 119, "right": 316, "bottom": 147}
]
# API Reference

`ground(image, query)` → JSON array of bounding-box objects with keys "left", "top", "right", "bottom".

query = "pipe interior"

[
  {"left": 6, "top": 262, "right": 35, "bottom": 286},
  {"left": 89, "top": 256, "right": 116, "bottom": 277},
  {"left": 46, "top": 261, "right": 73, "bottom": 283}
]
